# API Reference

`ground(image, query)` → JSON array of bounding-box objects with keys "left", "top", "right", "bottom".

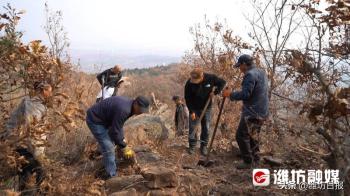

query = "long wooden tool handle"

[
  {"left": 206, "top": 96, "right": 226, "bottom": 159},
  {"left": 101, "top": 75, "right": 105, "bottom": 99},
  {"left": 197, "top": 87, "right": 216, "bottom": 123},
  {"left": 198, "top": 96, "right": 211, "bottom": 122}
]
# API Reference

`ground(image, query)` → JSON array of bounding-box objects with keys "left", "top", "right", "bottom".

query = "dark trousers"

[
  {"left": 236, "top": 117, "right": 263, "bottom": 163},
  {"left": 188, "top": 108, "right": 211, "bottom": 148},
  {"left": 16, "top": 148, "right": 44, "bottom": 195}
]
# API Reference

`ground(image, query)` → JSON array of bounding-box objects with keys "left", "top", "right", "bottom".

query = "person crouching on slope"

[{"left": 86, "top": 96, "right": 150, "bottom": 179}]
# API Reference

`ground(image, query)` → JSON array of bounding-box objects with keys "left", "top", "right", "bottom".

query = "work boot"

[
  {"left": 188, "top": 146, "right": 195, "bottom": 155},
  {"left": 236, "top": 161, "right": 252, "bottom": 170},
  {"left": 200, "top": 146, "right": 208, "bottom": 156}
]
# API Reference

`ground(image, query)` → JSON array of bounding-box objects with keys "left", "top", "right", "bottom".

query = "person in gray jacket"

[
  {"left": 172, "top": 96, "right": 189, "bottom": 136},
  {"left": 0, "top": 81, "right": 53, "bottom": 193},
  {"left": 2, "top": 82, "right": 53, "bottom": 158},
  {"left": 223, "top": 54, "right": 269, "bottom": 169}
]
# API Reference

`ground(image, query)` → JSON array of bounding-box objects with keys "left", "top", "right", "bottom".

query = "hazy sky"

[{"left": 3, "top": 0, "right": 251, "bottom": 56}]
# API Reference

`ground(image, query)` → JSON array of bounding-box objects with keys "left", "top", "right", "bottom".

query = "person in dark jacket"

[
  {"left": 172, "top": 96, "right": 189, "bottom": 136},
  {"left": 185, "top": 67, "right": 226, "bottom": 155},
  {"left": 97, "top": 65, "right": 123, "bottom": 88},
  {"left": 223, "top": 54, "right": 269, "bottom": 169},
  {"left": 96, "top": 65, "right": 123, "bottom": 101},
  {"left": 86, "top": 96, "right": 150, "bottom": 178}
]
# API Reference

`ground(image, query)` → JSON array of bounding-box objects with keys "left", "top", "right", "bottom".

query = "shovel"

[
  {"left": 193, "top": 87, "right": 216, "bottom": 140},
  {"left": 198, "top": 96, "right": 227, "bottom": 167}
]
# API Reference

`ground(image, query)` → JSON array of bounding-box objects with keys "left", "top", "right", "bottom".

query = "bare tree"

[
  {"left": 247, "top": 1, "right": 349, "bottom": 194},
  {"left": 186, "top": 16, "right": 251, "bottom": 84},
  {"left": 280, "top": 1, "right": 350, "bottom": 195},
  {"left": 43, "top": 2, "right": 70, "bottom": 61},
  {"left": 248, "top": 0, "right": 305, "bottom": 98}
]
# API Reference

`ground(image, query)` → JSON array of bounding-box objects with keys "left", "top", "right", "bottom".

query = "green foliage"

[{"left": 124, "top": 64, "right": 174, "bottom": 76}]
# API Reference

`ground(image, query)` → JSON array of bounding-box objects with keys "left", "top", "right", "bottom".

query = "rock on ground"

[
  {"left": 141, "top": 166, "right": 178, "bottom": 189},
  {"left": 124, "top": 114, "right": 173, "bottom": 146},
  {"left": 106, "top": 175, "right": 144, "bottom": 193},
  {"left": 146, "top": 188, "right": 178, "bottom": 196},
  {"left": 263, "top": 156, "right": 283, "bottom": 166},
  {"left": 109, "top": 188, "right": 137, "bottom": 196},
  {"left": 136, "top": 151, "right": 161, "bottom": 165}
]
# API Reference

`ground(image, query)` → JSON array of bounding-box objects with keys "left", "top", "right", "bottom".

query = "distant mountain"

[{"left": 70, "top": 49, "right": 181, "bottom": 73}]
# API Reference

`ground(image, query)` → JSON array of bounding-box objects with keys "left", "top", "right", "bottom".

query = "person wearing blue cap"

[
  {"left": 223, "top": 54, "right": 269, "bottom": 169},
  {"left": 86, "top": 96, "right": 150, "bottom": 179}
]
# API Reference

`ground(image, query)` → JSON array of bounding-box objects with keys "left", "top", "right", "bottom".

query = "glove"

[{"left": 122, "top": 147, "right": 135, "bottom": 159}]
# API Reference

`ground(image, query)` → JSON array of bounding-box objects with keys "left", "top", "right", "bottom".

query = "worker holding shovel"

[
  {"left": 223, "top": 54, "right": 269, "bottom": 169},
  {"left": 96, "top": 65, "right": 123, "bottom": 102},
  {"left": 185, "top": 67, "right": 226, "bottom": 155}
]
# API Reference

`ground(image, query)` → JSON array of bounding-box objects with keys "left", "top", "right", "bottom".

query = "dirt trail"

[
  {"left": 101, "top": 133, "right": 322, "bottom": 196},
  {"left": 35, "top": 106, "right": 328, "bottom": 196}
]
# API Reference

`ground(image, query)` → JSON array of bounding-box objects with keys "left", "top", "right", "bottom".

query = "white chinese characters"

[{"left": 253, "top": 169, "right": 343, "bottom": 190}]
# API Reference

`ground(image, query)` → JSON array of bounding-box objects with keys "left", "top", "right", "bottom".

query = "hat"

[
  {"left": 33, "top": 81, "right": 51, "bottom": 91},
  {"left": 172, "top": 95, "right": 180, "bottom": 101},
  {"left": 135, "top": 96, "right": 150, "bottom": 113},
  {"left": 190, "top": 67, "right": 204, "bottom": 84},
  {"left": 234, "top": 54, "right": 253, "bottom": 68}
]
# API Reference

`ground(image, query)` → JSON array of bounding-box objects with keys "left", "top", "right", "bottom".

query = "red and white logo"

[{"left": 253, "top": 169, "right": 270, "bottom": 186}]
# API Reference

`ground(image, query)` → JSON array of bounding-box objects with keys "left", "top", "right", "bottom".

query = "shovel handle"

[
  {"left": 101, "top": 75, "right": 105, "bottom": 99},
  {"left": 206, "top": 96, "right": 226, "bottom": 159},
  {"left": 200, "top": 87, "right": 216, "bottom": 121},
  {"left": 194, "top": 87, "right": 216, "bottom": 131}
]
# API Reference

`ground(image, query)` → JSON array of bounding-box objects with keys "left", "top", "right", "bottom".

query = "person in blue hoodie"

[
  {"left": 86, "top": 96, "right": 150, "bottom": 179},
  {"left": 223, "top": 54, "right": 269, "bottom": 169}
]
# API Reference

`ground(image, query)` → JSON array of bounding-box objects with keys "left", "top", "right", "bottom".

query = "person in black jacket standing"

[
  {"left": 184, "top": 67, "right": 226, "bottom": 155},
  {"left": 97, "top": 65, "right": 123, "bottom": 88},
  {"left": 96, "top": 65, "right": 123, "bottom": 101}
]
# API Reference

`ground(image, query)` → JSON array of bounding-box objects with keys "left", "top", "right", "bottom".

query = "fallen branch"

[
  {"left": 297, "top": 144, "right": 331, "bottom": 156},
  {"left": 0, "top": 85, "right": 23, "bottom": 95},
  {"left": 151, "top": 92, "right": 159, "bottom": 109},
  {"left": 0, "top": 94, "right": 26, "bottom": 102},
  {"left": 272, "top": 92, "right": 303, "bottom": 105}
]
